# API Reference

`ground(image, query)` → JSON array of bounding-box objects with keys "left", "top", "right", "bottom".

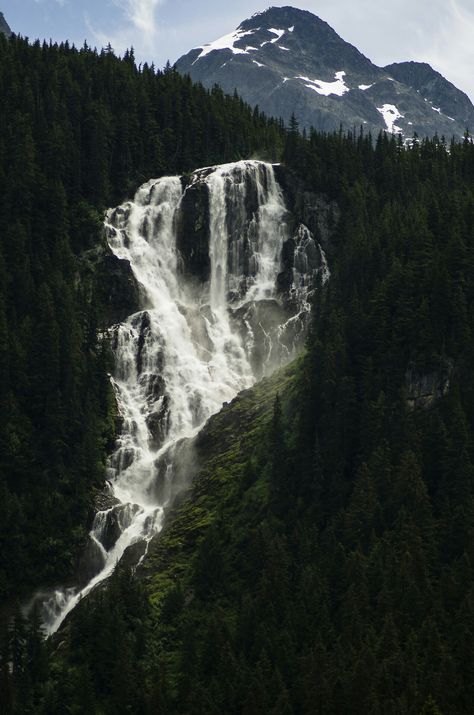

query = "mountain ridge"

[
  {"left": 175, "top": 5, "right": 472, "bottom": 138},
  {"left": 384, "top": 60, "right": 474, "bottom": 131}
]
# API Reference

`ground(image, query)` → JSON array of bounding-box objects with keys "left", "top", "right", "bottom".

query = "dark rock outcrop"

[
  {"left": 176, "top": 178, "right": 211, "bottom": 282},
  {"left": 76, "top": 539, "right": 106, "bottom": 586},
  {"left": 405, "top": 360, "right": 453, "bottom": 410},
  {"left": 274, "top": 164, "right": 340, "bottom": 250},
  {"left": 146, "top": 395, "right": 171, "bottom": 451},
  {"left": 96, "top": 252, "right": 140, "bottom": 325},
  {"left": 78, "top": 243, "right": 140, "bottom": 326}
]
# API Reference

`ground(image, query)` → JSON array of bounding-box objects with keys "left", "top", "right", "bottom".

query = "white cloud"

[
  {"left": 113, "top": 0, "right": 162, "bottom": 44},
  {"left": 86, "top": 0, "right": 164, "bottom": 56}
]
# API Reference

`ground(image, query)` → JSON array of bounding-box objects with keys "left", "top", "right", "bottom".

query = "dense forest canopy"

[{"left": 2, "top": 33, "right": 474, "bottom": 715}]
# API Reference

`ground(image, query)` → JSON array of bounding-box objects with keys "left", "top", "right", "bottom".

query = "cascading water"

[{"left": 38, "top": 161, "right": 326, "bottom": 634}]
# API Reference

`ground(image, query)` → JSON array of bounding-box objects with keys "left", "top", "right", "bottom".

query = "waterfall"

[{"left": 38, "top": 161, "right": 321, "bottom": 634}]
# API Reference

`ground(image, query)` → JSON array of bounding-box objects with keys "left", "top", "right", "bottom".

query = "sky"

[{"left": 3, "top": 0, "right": 474, "bottom": 101}]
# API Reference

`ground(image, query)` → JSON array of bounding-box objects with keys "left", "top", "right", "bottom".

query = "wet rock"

[
  {"left": 146, "top": 395, "right": 171, "bottom": 451},
  {"left": 97, "top": 253, "right": 140, "bottom": 325},
  {"left": 277, "top": 237, "right": 296, "bottom": 294},
  {"left": 95, "top": 503, "right": 141, "bottom": 552},
  {"left": 232, "top": 298, "right": 297, "bottom": 378},
  {"left": 147, "top": 437, "right": 198, "bottom": 505},
  {"left": 142, "top": 373, "right": 167, "bottom": 401},
  {"left": 177, "top": 304, "right": 214, "bottom": 361},
  {"left": 77, "top": 241, "right": 140, "bottom": 326},
  {"left": 98, "top": 510, "right": 123, "bottom": 552},
  {"left": 94, "top": 486, "right": 120, "bottom": 512},
  {"left": 121, "top": 540, "right": 147, "bottom": 569},
  {"left": 76, "top": 538, "right": 106, "bottom": 586},
  {"left": 278, "top": 222, "right": 328, "bottom": 302},
  {"left": 274, "top": 164, "right": 340, "bottom": 250},
  {"left": 176, "top": 180, "right": 211, "bottom": 282},
  {"left": 136, "top": 311, "right": 151, "bottom": 374}
]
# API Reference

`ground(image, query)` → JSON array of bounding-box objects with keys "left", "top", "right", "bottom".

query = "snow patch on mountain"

[
  {"left": 193, "top": 29, "right": 257, "bottom": 63},
  {"left": 297, "top": 71, "right": 349, "bottom": 97},
  {"left": 431, "top": 106, "right": 454, "bottom": 121},
  {"left": 359, "top": 84, "right": 373, "bottom": 91},
  {"left": 261, "top": 28, "right": 288, "bottom": 47},
  {"left": 269, "top": 28, "right": 285, "bottom": 42},
  {"left": 377, "top": 104, "right": 404, "bottom": 133}
]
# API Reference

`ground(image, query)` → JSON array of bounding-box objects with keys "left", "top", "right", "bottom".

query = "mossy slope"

[{"left": 140, "top": 359, "right": 297, "bottom": 606}]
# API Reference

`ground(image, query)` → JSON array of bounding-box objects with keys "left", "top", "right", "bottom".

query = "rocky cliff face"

[
  {"left": 175, "top": 5, "right": 472, "bottom": 139},
  {"left": 384, "top": 61, "right": 474, "bottom": 134}
]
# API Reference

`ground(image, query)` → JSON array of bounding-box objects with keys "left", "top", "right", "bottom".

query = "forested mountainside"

[
  {"left": 0, "top": 33, "right": 284, "bottom": 604},
  {"left": 3, "top": 30, "right": 474, "bottom": 715}
]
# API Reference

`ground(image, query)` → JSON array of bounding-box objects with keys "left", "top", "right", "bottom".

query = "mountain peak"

[
  {"left": 175, "top": 6, "right": 473, "bottom": 139},
  {"left": 237, "top": 5, "right": 347, "bottom": 43},
  {"left": 244, "top": 5, "right": 327, "bottom": 22}
]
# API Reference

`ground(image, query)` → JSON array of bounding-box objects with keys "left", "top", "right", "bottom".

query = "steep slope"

[
  {"left": 140, "top": 360, "right": 296, "bottom": 597},
  {"left": 175, "top": 5, "right": 468, "bottom": 138},
  {"left": 385, "top": 61, "right": 474, "bottom": 132}
]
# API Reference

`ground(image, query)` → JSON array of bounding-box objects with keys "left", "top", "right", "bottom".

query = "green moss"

[{"left": 140, "top": 360, "right": 297, "bottom": 610}]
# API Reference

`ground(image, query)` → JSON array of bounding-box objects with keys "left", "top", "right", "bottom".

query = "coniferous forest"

[{"left": 2, "top": 31, "right": 474, "bottom": 715}]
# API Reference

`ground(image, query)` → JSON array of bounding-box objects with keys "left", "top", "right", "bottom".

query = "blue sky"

[{"left": 3, "top": 0, "right": 474, "bottom": 100}]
